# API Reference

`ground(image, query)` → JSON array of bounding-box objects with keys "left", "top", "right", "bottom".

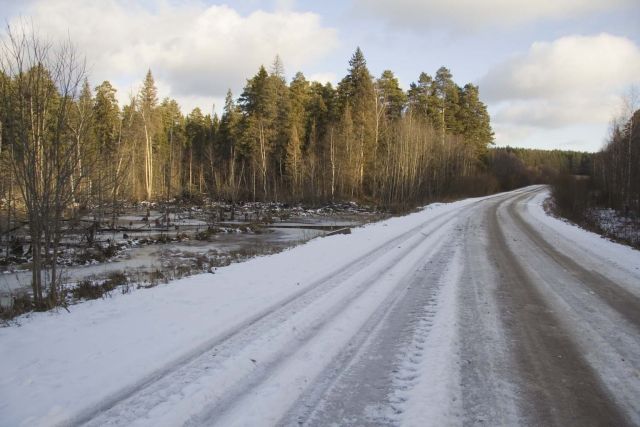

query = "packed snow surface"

[
  {"left": 0, "top": 193, "right": 478, "bottom": 426},
  {"left": 1, "top": 186, "right": 638, "bottom": 426}
]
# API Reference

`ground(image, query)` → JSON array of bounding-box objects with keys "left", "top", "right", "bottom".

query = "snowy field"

[{"left": 0, "top": 186, "right": 638, "bottom": 426}]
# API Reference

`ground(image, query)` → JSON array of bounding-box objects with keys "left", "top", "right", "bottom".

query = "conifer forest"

[{"left": 1, "top": 45, "right": 495, "bottom": 211}]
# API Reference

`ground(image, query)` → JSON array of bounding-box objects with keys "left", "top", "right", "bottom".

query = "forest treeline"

[
  {"left": 488, "top": 146, "right": 592, "bottom": 191},
  {"left": 592, "top": 109, "right": 640, "bottom": 215},
  {"left": 1, "top": 45, "right": 496, "bottom": 215},
  {"left": 553, "top": 107, "right": 640, "bottom": 226}
]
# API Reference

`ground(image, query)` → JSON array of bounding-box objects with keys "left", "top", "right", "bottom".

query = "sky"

[{"left": 1, "top": 0, "right": 639, "bottom": 152}]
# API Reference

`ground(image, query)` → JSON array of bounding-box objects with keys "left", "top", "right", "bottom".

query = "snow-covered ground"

[
  {"left": 0, "top": 193, "right": 479, "bottom": 426},
  {"left": 527, "top": 191, "right": 640, "bottom": 296},
  {"left": 586, "top": 207, "right": 640, "bottom": 248},
  {"left": 0, "top": 186, "right": 638, "bottom": 426}
]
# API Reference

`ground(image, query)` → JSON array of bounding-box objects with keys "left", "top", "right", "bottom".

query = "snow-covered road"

[{"left": 1, "top": 186, "right": 639, "bottom": 426}]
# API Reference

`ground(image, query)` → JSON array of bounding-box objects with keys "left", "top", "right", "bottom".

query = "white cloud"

[
  {"left": 490, "top": 96, "right": 621, "bottom": 129},
  {"left": 7, "top": 0, "right": 338, "bottom": 112},
  {"left": 354, "top": 0, "right": 636, "bottom": 31},
  {"left": 307, "top": 72, "right": 337, "bottom": 85},
  {"left": 274, "top": 0, "right": 296, "bottom": 11},
  {"left": 178, "top": 95, "right": 225, "bottom": 117},
  {"left": 492, "top": 122, "right": 535, "bottom": 146},
  {"left": 481, "top": 34, "right": 640, "bottom": 103},
  {"left": 493, "top": 122, "right": 612, "bottom": 151},
  {"left": 479, "top": 34, "right": 640, "bottom": 148}
]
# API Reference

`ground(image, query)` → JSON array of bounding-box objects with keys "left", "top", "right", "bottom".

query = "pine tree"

[
  {"left": 204, "top": 112, "right": 219, "bottom": 196},
  {"left": 287, "top": 72, "right": 310, "bottom": 197},
  {"left": 219, "top": 89, "right": 241, "bottom": 197},
  {"left": 374, "top": 70, "right": 407, "bottom": 196},
  {"left": 269, "top": 57, "right": 291, "bottom": 197},
  {"left": 434, "top": 67, "right": 459, "bottom": 140},
  {"left": 185, "top": 107, "right": 206, "bottom": 193},
  {"left": 376, "top": 70, "right": 406, "bottom": 121},
  {"left": 93, "top": 81, "right": 120, "bottom": 152},
  {"left": 337, "top": 47, "right": 376, "bottom": 195},
  {"left": 240, "top": 66, "right": 278, "bottom": 199},
  {"left": 407, "top": 72, "right": 435, "bottom": 124},
  {"left": 305, "top": 81, "right": 335, "bottom": 199},
  {"left": 158, "top": 98, "right": 183, "bottom": 198},
  {"left": 139, "top": 70, "right": 159, "bottom": 200},
  {"left": 458, "top": 83, "right": 494, "bottom": 157}
]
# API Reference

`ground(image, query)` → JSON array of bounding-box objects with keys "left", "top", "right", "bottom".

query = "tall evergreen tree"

[
  {"left": 158, "top": 98, "right": 183, "bottom": 198},
  {"left": 185, "top": 107, "right": 206, "bottom": 193},
  {"left": 458, "top": 83, "right": 494, "bottom": 157},
  {"left": 93, "top": 81, "right": 120, "bottom": 152},
  {"left": 139, "top": 70, "right": 159, "bottom": 200},
  {"left": 287, "top": 72, "right": 310, "bottom": 197},
  {"left": 376, "top": 70, "right": 406, "bottom": 121},
  {"left": 219, "top": 89, "right": 242, "bottom": 197},
  {"left": 269, "top": 56, "right": 291, "bottom": 195},
  {"left": 240, "top": 66, "right": 278, "bottom": 199},
  {"left": 407, "top": 72, "right": 437, "bottom": 125},
  {"left": 337, "top": 47, "right": 376, "bottom": 195},
  {"left": 372, "top": 70, "right": 406, "bottom": 196},
  {"left": 434, "top": 66, "right": 462, "bottom": 138}
]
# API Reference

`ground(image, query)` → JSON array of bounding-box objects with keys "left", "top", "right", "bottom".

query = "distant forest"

[{"left": 489, "top": 146, "right": 592, "bottom": 191}]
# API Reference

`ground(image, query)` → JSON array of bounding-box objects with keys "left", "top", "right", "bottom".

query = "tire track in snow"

[
  {"left": 187, "top": 212, "right": 461, "bottom": 426},
  {"left": 508, "top": 192, "right": 640, "bottom": 330},
  {"left": 499, "top": 190, "right": 640, "bottom": 423},
  {"left": 78, "top": 196, "right": 490, "bottom": 426},
  {"left": 279, "top": 224, "right": 463, "bottom": 426},
  {"left": 488, "top": 194, "right": 630, "bottom": 426},
  {"left": 386, "top": 246, "right": 463, "bottom": 426},
  {"left": 457, "top": 197, "right": 521, "bottom": 425}
]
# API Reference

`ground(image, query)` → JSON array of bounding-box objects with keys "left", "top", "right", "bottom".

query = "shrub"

[
  {"left": 156, "top": 234, "right": 171, "bottom": 244},
  {"left": 72, "top": 279, "right": 106, "bottom": 300},
  {"left": 71, "top": 272, "right": 128, "bottom": 301},
  {"left": 105, "top": 271, "right": 128, "bottom": 288},
  {"left": 147, "top": 269, "right": 167, "bottom": 287},
  {"left": 0, "top": 292, "right": 33, "bottom": 320},
  {"left": 552, "top": 173, "right": 591, "bottom": 222},
  {"left": 195, "top": 227, "right": 223, "bottom": 241},
  {"left": 102, "top": 244, "right": 119, "bottom": 258}
]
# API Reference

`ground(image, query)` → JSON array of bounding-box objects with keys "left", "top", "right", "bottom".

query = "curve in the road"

[
  {"left": 508, "top": 195, "right": 640, "bottom": 330},
  {"left": 489, "top": 193, "right": 632, "bottom": 426}
]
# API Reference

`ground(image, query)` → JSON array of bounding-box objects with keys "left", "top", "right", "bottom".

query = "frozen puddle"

[{"left": 0, "top": 217, "right": 362, "bottom": 298}]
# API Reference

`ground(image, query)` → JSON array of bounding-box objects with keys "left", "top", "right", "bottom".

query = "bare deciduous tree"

[{"left": 0, "top": 23, "right": 87, "bottom": 308}]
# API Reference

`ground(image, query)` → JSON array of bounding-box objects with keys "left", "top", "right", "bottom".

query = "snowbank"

[{"left": 524, "top": 189, "right": 640, "bottom": 295}]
